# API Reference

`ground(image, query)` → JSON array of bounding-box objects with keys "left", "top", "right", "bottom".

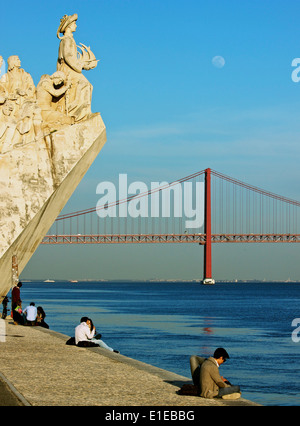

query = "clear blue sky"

[{"left": 3, "top": 0, "right": 300, "bottom": 280}]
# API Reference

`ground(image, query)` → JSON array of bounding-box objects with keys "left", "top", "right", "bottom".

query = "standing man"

[
  {"left": 12, "top": 282, "right": 22, "bottom": 309},
  {"left": 11, "top": 282, "right": 22, "bottom": 323},
  {"left": 1, "top": 295, "right": 9, "bottom": 319}
]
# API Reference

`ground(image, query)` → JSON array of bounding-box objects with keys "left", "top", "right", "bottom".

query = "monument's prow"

[{"left": 0, "top": 14, "right": 106, "bottom": 299}]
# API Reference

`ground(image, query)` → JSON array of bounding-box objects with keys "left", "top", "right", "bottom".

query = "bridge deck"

[{"left": 41, "top": 233, "right": 300, "bottom": 244}]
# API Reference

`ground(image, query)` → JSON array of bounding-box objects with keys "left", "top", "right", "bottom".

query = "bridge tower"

[{"left": 203, "top": 168, "right": 215, "bottom": 285}]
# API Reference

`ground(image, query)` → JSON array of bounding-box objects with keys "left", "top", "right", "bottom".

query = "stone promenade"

[{"left": 0, "top": 321, "right": 259, "bottom": 406}]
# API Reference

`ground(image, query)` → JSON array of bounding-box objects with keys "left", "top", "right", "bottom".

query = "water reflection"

[{"left": 203, "top": 317, "right": 214, "bottom": 335}]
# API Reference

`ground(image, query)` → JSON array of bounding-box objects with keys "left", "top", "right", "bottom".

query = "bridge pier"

[{"left": 202, "top": 168, "right": 215, "bottom": 285}]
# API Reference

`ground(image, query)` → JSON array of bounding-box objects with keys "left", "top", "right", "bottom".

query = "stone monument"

[{"left": 0, "top": 14, "right": 107, "bottom": 300}]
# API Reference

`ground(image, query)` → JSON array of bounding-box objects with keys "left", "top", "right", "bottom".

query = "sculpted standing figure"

[
  {"left": 0, "top": 100, "right": 16, "bottom": 153},
  {"left": 57, "top": 14, "right": 98, "bottom": 122},
  {"left": 0, "top": 56, "right": 7, "bottom": 105},
  {"left": 0, "top": 56, "right": 40, "bottom": 150},
  {"left": 0, "top": 56, "right": 35, "bottom": 114}
]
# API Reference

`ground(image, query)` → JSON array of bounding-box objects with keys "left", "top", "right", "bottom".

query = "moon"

[{"left": 212, "top": 56, "right": 225, "bottom": 68}]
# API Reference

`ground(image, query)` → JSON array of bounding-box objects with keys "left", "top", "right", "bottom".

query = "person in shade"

[
  {"left": 11, "top": 282, "right": 22, "bottom": 323},
  {"left": 13, "top": 302, "right": 25, "bottom": 325},
  {"left": 190, "top": 348, "right": 241, "bottom": 399},
  {"left": 2, "top": 295, "right": 9, "bottom": 319}
]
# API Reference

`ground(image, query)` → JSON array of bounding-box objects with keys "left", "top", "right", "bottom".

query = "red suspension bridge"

[{"left": 42, "top": 168, "right": 300, "bottom": 284}]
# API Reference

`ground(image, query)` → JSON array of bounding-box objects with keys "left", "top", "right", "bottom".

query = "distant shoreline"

[{"left": 20, "top": 279, "right": 300, "bottom": 284}]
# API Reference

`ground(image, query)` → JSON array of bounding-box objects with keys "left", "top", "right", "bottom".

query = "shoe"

[
  {"left": 113, "top": 350, "right": 120, "bottom": 354},
  {"left": 222, "top": 392, "right": 241, "bottom": 400}
]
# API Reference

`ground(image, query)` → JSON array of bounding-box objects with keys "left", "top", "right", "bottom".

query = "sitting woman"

[
  {"left": 89, "top": 319, "right": 119, "bottom": 353},
  {"left": 36, "top": 306, "right": 49, "bottom": 329}
]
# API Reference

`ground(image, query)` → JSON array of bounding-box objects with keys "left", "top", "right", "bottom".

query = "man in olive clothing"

[{"left": 190, "top": 348, "right": 241, "bottom": 399}]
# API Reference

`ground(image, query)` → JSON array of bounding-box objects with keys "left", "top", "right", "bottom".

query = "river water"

[{"left": 14, "top": 280, "right": 300, "bottom": 406}]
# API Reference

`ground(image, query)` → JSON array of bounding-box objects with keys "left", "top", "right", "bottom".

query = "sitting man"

[
  {"left": 75, "top": 317, "right": 119, "bottom": 352},
  {"left": 190, "top": 348, "right": 241, "bottom": 399},
  {"left": 75, "top": 316, "right": 99, "bottom": 347},
  {"left": 23, "top": 302, "right": 37, "bottom": 326}
]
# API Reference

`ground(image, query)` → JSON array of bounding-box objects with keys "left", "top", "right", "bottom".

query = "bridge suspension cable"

[
  {"left": 46, "top": 168, "right": 300, "bottom": 240},
  {"left": 55, "top": 169, "right": 206, "bottom": 221}
]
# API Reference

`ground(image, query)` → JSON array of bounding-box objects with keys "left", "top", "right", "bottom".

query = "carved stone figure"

[
  {"left": 37, "top": 71, "right": 74, "bottom": 131},
  {"left": 0, "top": 56, "right": 5, "bottom": 80},
  {"left": 0, "top": 82, "right": 7, "bottom": 105},
  {"left": 0, "top": 57, "right": 7, "bottom": 105},
  {"left": 0, "top": 56, "right": 36, "bottom": 115},
  {"left": 57, "top": 14, "right": 98, "bottom": 122},
  {"left": 0, "top": 100, "right": 16, "bottom": 153},
  {"left": 13, "top": 100, "right": 43, "bottom": 145}
]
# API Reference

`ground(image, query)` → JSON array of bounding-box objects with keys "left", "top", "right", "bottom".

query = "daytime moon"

[{"left": 212, "top": 56, "right": 225, "bottom": 68}]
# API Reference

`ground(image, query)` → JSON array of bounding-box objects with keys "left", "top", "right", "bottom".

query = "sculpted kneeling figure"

[{"left": 37, "top": 71, "right": 74, "bottom": 131}]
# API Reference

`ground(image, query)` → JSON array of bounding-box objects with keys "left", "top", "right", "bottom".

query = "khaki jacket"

[{"left": 200, "top": 357, "right": 227, "bottom": 398}]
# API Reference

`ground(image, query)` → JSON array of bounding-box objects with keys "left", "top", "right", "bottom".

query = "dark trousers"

[
  {"left": 2, "top": 306, "right": 7, "bottom": 319},
  {"left": 77, "top": 341, "right": 100, "bottom": 348},
  {"left": 13, "top": 311, "right": 25, "bottom": 325},
  {"left": 218, "top": 385, "right": 241, "bottom": 397}
]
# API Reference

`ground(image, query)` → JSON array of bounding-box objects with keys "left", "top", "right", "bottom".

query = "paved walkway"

[
  {"left": 0, "top": 374, "right": 25, "bottom": 406},
  {"left": 0, "top": 320, "right": 260, "bottom": 406}
]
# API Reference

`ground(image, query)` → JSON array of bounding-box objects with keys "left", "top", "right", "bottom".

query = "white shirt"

[
  {"left": 23, "top": 305, "right": 37, "bottom": 321},
  {"left": 213, "top": 358, "right": 220, "bottom": 368},
  {"left": 75, "top": 322, "right": 95, "bottom": 345}
]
